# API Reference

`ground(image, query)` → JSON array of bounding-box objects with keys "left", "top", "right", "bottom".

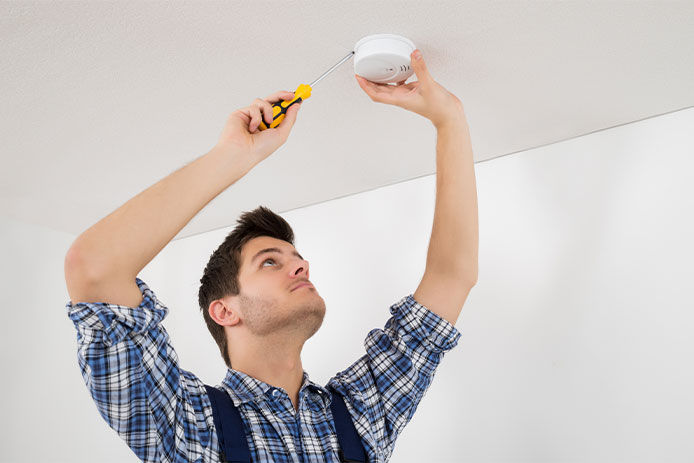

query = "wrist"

[
  {"left": 433, "top": 111, "right": 467, "bottom": 131},
  {"left": 209, "top": 143, "right": 257, "bottom": 176}
]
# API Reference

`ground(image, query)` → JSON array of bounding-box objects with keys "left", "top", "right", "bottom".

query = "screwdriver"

[{"left": 258, "top": 50, "right": 355, "bottom": 131}]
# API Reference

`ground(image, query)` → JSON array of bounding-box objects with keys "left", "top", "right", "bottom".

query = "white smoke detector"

[{"left": 353, "top": 34, "right": 417, "bottom": 84}]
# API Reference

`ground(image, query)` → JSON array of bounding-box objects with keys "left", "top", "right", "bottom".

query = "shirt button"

[{"left": 272, "top": 389, "right": 280, "bottom": 397}]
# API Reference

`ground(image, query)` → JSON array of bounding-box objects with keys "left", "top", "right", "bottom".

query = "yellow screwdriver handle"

[{"left": 258, "top": 84, "right": 312, "bottom": 131}]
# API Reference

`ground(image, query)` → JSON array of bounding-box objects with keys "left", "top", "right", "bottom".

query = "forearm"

[
  {"left": 66, "top": 145, "right": 254, "bottom": 281},
  {"left": 426, "top": 115, "right": 479, "bottom": 282}
]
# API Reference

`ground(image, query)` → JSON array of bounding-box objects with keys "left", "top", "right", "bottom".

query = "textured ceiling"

[{"left": 2, "top": 1, "right": 693, "bottom": 241}]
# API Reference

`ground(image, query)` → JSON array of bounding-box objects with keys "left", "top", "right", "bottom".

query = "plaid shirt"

[{"left": 66, "top": 277, "right": 461, "bottom": 462}]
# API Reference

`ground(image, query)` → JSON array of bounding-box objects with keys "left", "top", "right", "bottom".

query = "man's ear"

[{"left": 209, "top": 298, "right": 241, "bottom": 327}]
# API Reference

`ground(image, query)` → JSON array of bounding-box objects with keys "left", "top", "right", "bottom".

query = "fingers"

[
  {"left": 265, "top": 90, "right": 295, "bottom": 102},
  {"left": 248, "top": 105, "right": 262, "bottom": 133},
  {"left": 355, "top": 75, "right": 397, "bottom": 94},
  {"left": 355, "top": 75, "right": 379, "bottom": 97},
  {"left": 249, "top": 97, "right": 272, "bottom": 129},
  {"left": 249, "top": 99, "right": 275, "bottom": 132},
  {"left": 248, "top": 92, "right": 296, "bottom": 132},
  {"left": 409, "top": 49, "right": 431, "bottom": 84},
  {"left": 355, "top": 75, "right": 397, "bottom": 105}
]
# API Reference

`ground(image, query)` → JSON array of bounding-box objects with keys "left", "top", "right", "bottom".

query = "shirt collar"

[{"left": 220, "top": 367, "right": 332, "bottom": 410}]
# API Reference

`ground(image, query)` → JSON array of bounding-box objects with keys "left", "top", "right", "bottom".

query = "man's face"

[{"left": 226, "top": 236, "right": 326, "bottom": 340}]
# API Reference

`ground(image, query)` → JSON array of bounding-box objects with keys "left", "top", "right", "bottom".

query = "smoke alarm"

[{"left": 353, "top": 34, "right": 417, "bottom": 84}]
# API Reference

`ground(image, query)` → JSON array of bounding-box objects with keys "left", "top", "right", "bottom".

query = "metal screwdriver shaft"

[
  {"left": 258, "top": 51, "right": 356, "bottom": 131},
  {"left": 309, "top": 51, "right": 355, "bottom": 87}
]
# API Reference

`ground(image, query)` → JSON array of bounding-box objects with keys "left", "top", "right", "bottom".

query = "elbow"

[
  {"left": 426, "top": 261, "right": 478, "bottom": 287},
  {"left": 64, "top": 243, "right": 100, "bottom": 283},
  {"left": 453, "top": 264, "right": 478, "bottom": 287}
]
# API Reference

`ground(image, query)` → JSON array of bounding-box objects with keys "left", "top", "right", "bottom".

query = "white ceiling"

[{"left": 2, "top": 1, "right": 693, "bottom": 241}]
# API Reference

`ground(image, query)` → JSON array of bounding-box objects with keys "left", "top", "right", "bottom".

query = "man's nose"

[{"left": 292, "top": 259, "right": 309, "bottom": 277}]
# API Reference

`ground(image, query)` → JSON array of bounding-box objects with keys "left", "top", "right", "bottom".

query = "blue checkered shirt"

[{"left": 66, "top": 277, "right": 461, "bottom": 462}]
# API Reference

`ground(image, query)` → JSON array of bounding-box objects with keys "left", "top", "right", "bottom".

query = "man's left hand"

[{"left": 355, "top": 49, "right": 465, "bottom": 129}]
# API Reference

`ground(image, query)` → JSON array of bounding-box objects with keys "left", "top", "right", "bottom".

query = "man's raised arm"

[
  {"left": 64, "top": 91, "right": 303, "bottom": 305},
  {"left": 355, "top": 49, "right": 479, "bottom": 325}
]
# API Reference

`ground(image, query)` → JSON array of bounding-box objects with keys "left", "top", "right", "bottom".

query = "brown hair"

[{"left": 198, "top": 205, "right": 295, "bottom": 369}]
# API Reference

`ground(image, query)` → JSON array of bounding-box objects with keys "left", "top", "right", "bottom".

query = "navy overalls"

[{"left": 204, "top": 384, "right": 368, "bottom": 463}]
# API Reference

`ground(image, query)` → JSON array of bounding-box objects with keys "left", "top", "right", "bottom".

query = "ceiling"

[{"left": 2, "top": 1, "right": 693, "bottom": 241}]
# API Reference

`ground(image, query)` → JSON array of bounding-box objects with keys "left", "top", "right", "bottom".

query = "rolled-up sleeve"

[
  {"left": 66, "top": 277, "right": 218, "bottom": 463},
  {"left": 327, "top": 293, "right": 461, "bottom": 461}
]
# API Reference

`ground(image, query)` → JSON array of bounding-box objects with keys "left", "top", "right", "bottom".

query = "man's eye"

[{"left": 262, "top": 258, "right": 276, "bottom": 266}]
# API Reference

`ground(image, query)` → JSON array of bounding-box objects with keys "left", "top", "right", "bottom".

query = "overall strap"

[
  {"left": 330, "top": 389, "right": 367, "bottom": 462},
  {"left": 204, "top": 383, "right": 367, "bottom": 463},
  {"left": 203, "top": 384, "right": 251, "bottom": 463}
]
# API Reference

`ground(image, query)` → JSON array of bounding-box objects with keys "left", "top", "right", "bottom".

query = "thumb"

[
  {"left": 410, "top": 49, "right": 431, "bottom": 84},
  {"left": 278, "top": 101, "right": 301, "bottom": 137}
]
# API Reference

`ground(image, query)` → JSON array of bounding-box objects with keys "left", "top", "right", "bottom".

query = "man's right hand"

[{"left": 216, "top": 91, "right": 303, "bottom": 165}]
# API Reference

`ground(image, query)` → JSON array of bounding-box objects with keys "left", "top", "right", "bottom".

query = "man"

[{"left": 65, "top": 49, "right": 478, "bottom": 463}]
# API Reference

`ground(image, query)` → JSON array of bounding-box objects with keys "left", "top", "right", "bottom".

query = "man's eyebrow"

[{"left": 251, "top": 247, "right": 303, "bottom": 265}]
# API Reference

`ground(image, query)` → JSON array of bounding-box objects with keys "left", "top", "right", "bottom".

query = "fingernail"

[{"left": 413, "top": 50, "right": 422, "bottom": 60}]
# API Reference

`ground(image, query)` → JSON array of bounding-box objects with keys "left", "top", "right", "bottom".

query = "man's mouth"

[{"left": 292, "top": 282, "right": 313, "bottom": 291}]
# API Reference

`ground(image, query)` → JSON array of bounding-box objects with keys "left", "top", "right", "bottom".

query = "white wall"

[{"left": 2, "top": 107, "right": 692, "bottom": 462}]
